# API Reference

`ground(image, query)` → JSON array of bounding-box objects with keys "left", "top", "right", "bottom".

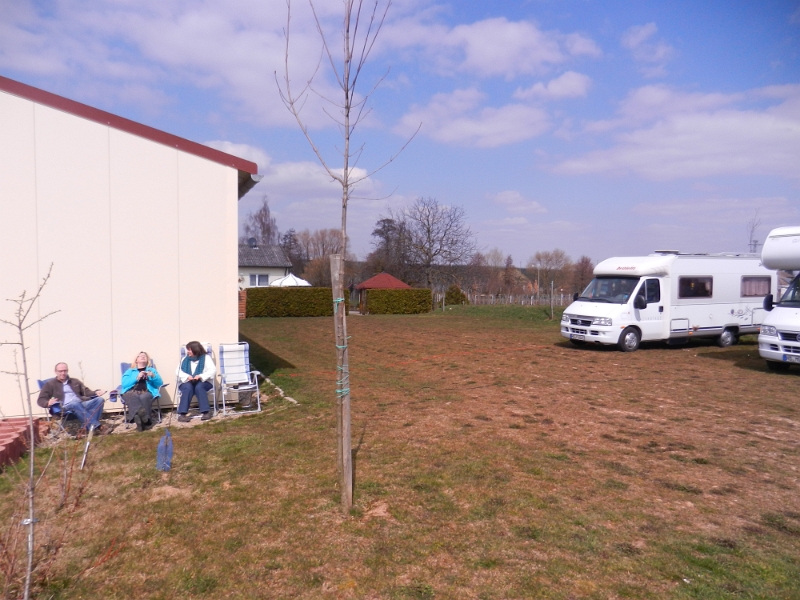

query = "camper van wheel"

[
  {"left": 766, "top": 361, "right": 791, "bottom": 373},
  {"left": 717, "top": 329, "right": 736, "bottom": 348},
  {"left": 618, "top": 327, "right": 640, "bottom": 352}
]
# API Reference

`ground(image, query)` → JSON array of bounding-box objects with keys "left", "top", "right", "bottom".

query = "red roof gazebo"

[{"left": 355, "top": 273, "right": 411, "bottom": 290}]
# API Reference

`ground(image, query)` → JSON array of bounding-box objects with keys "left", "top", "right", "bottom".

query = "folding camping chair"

[
  {"left": 38, "top": 378, "right": 82, "bottom": 437},
  {"left": 174, "top": 343, "right": 218, "bottom": 417},
  {"left": 38, "top": 379, "right": 97, "bottom": 468},
  {"left": 110, "top": 362, "right": 169, "bottom": 424},
  {"left": 218, "top": 342, "right": 263, "bottom": 416}
]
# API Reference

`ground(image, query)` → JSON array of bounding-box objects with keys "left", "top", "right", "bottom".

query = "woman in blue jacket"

[{"left": 120, "top": 351, "right": 163, "bottom": 431}]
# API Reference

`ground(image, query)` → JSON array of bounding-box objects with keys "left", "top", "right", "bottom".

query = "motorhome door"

[{"left": 634, "top": 278, "right": 664, "bottom": 340}]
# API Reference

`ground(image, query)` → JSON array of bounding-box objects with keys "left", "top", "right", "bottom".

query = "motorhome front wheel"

[{"left": 618, "top": 327, "right": 641, "bottom": 352}]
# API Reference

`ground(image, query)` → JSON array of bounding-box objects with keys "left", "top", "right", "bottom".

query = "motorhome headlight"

[
  {"left": 561, "top": 313, "right": 570, "bottom": 323},
  {"left": 760, "top": 325, "right": 777, "bottom": 337},
  {"left": 592, "top": 317, "right": 612, "bottom": 326}
]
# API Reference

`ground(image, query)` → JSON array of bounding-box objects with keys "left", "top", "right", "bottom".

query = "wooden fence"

[{"left": 432, "top": 293, "right": 571, "bottom": 307}]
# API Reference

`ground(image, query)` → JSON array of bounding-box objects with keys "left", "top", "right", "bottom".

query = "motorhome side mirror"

[
  {"left": 634, "top": 295, "right": 647, "bottom": 310},
  {"left": 573, "top": 292, "right": 579, "bottom": 301},
  {"left": 763, "top": 294, "right": 774, "bottom": 312}
]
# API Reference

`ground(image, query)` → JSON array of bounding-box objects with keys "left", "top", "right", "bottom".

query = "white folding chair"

[
  {"left": 218, "top": 342, "right": 262, "bottom": 415},
  {"left": 174, "top": 343, "right": 218, "bottom": 417}
]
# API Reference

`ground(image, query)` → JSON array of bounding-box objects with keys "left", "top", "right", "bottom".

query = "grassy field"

[{"left": 2, "top": 306, "right": 799, "bottom": 599}]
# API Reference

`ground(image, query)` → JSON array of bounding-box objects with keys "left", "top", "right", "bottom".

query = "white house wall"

[
  {"left": 239, "top": 267, "right": 290, "bottom": 288},
  {"left": 0, "top": 90, "right": 240, "bottom": 418}
]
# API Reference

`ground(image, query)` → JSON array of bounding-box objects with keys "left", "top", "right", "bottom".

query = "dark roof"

[
  {"left": 238, "top": 244, "right": 292, "bottom": 268},
  {"left": 0, "top": 75, "right": 260, "bottom": 198},
  {"left": 356, "top": 273, "right": 412, "bottom": 290}
]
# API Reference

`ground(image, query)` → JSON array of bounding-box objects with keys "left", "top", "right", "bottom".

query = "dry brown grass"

[{"left": 1, "top": 305, "right": 799, "bottom": 598}]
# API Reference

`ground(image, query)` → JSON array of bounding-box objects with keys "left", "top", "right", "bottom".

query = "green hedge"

[
  {"left": 366, "top": 288, "right": 432, "bottom": 314},
  {"left": 246, "top": 288, "right": 349, "bottom": 318}
]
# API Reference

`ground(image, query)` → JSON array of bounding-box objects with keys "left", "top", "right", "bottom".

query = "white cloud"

[
  {"left": 621, "top": 23, "right": 658, "bottom": 50},
  {"left": 395, "top": 88, "right": 550, "bottom": 147},
  {"left": 223, "top": 142, "right": 386, "bottom": 254},
  {"left": 556, "top": 85, "right": 800, "bottom": 180},
  {"left": 514, "top": 71, "right": 591, "bottom": 101},
  {"left": 621, "top": 22, "right": 674, "bottom": 78},
  {"left": 489, "top": 191, "right": 547, "bottom": 214},
  {"left": 205, "top": 141, "right": 272, "bottom": 173},
  {"left": 381, "top": 15, "right": 600, "bottom": 79}
]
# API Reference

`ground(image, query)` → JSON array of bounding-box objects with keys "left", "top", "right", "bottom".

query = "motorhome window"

[
  {"left": 678, "top": 276, "right": 713, "bottom": 298},
  {"left": 779, "top": 273, "right": 800, "bottom": 307},
  {"left": 580, "top": 277, "right": 640, "bottom": 304},
  {"left": 740, "top": 276, "right": 770, "bottom": 297},
  {"left": 645, "top": 279, "right": 661, "bottom": 303}
]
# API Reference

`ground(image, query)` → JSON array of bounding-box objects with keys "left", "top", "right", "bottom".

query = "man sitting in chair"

[{"left": 37, "top": 363, "right": 107, "bottom": 432}]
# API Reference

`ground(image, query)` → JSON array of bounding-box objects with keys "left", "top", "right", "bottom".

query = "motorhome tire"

[
  {"left": 717, "top": 329, "right": 736, "bottom": 348},
  {"left": 618, "top": 327, "right": 640, "bottom": 352},
  {"left": 766, "top": 361, "right": 791, "bottom": 373}
]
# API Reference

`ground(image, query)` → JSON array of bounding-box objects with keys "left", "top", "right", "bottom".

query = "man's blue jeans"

[
  {"left": 178, "top": 380, "right": 212, "bottom": 414},
  {"left": 63, "top": 397, "right": 105, "bottom": 429}
]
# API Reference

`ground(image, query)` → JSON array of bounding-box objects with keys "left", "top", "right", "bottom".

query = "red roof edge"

[{"left": 0, "top": 74, "right": 258, "bottom": 176}]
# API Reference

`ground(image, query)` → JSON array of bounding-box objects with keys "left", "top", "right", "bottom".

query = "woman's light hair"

[{"left": 131, "top": 351, "right": 152, "bottom": 368}]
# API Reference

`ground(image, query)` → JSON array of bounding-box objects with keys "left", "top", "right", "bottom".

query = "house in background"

[
  {"left": 0, "top": 74, "right": 259, "bottom": 418},
  {"left": 238, "top": 240, "right": 293, "bottom": 289}
]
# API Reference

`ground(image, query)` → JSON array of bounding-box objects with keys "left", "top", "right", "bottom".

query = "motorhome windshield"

[
  {"left": 577, "top": 276, "right": 641, "bottom": 304},
  {"left": 778, "top": 273, "right": 800, "bottom": 307}
]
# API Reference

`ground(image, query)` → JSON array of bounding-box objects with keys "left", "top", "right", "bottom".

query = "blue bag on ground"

[{"left": 157, "top": 429, "right": 173, "bottom": 472}]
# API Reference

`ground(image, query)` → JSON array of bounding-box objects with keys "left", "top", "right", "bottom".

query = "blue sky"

[{"left": 2, "top": 0, "right": 799, "bottom": 264}]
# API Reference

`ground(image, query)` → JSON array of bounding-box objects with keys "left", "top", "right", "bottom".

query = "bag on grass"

[{"left": 157, "top": 429, "right": 173, "bottom": 472}]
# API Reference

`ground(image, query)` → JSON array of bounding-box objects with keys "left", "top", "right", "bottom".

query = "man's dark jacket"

[{"left": 37, "top": 378, "right": 99, "bottom": 409}]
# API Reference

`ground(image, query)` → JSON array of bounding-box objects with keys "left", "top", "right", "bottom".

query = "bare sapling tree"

[
  {"left": 278, "top": 0, "right": 416, "bottom": 511},
  {"left": 746, "top": 209, "right": 762, "bottom": 253},
  {"left": 0, "top": 264, "right": 58, "bottom": 600}
]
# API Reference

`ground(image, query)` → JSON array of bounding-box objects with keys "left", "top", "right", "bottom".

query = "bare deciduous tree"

[
  {"left": 278, "top": 0, "right": 414, "bottom": 511},
  {"left": 527, "top": 249, "right": 573, "bottom": 293},
  {"left": 403, "top": 197, "right": 477, "bottom": 289},
  {"left": 572, "top": 255, "right": 594, "bottom": 294},
  {"left": 242, "top": 196, "right": 280, "bottom": 246}
]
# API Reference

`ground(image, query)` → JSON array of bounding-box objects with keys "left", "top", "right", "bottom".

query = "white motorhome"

[
  {"left": 758, "top": 226, "right": 800, "bottom": 371},
  {"left": 561, "top": 252, "right": 776, "bottom": 352}
]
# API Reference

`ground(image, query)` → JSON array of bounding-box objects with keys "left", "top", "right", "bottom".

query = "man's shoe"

[
  {"left": 200, "top": 412, "right": 212, "bottom": 421},
  {"left": 177, "top": 414, "right": 191, "bottom": 423}
]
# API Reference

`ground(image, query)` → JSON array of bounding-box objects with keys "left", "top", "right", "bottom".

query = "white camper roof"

[
  {"left": 761, "top": 226, "right": 800, "bottom": 271},
  {"left": 594, "top": 255, "right": 676, "bottom": 277}
]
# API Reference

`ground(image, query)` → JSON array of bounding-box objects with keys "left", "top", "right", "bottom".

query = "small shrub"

[{"left": 444, "top": 284, "right": 468, "bottom": 305}]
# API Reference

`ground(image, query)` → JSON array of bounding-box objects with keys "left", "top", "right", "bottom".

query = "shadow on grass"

[
  {"left": 239, "top": 333, "right": 296, "bottom": 376},
  {"left": 695, "top": 340, "right": 800, "bottom": 376}
]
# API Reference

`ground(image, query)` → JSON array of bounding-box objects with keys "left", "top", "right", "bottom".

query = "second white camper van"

[
  {"left": 561, "top": 252, "right": 776, "bottom": 352},
  {"left": 758, "top": 226, "right": 800, "bottom": 371}
]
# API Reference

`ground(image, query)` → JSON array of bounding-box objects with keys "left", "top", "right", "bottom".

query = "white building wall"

[{"left": 0, "top": 90, "right": 240, "bottom": 417}]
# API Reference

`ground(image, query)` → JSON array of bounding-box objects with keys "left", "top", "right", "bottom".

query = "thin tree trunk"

[
  {"left": 21, "top": 330, "right": 34, "bottom": 600},
  {"left": 330, "top": 255, "right": 353, "bottom": 511}
]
